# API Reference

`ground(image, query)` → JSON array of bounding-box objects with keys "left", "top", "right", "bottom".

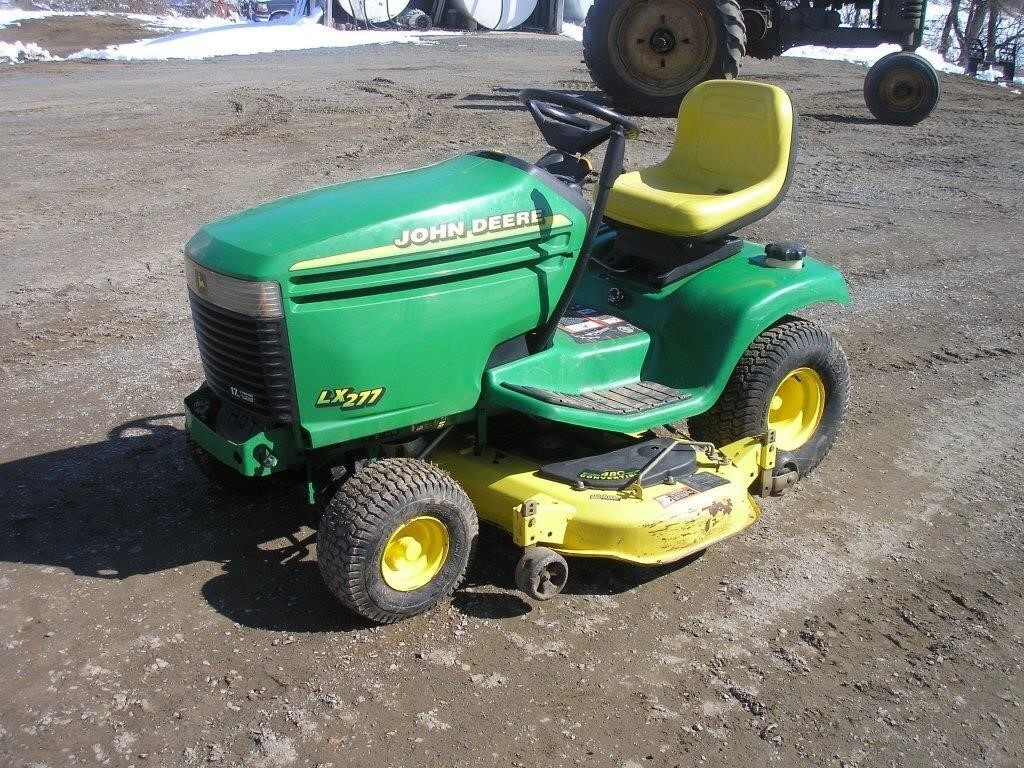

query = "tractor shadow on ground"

[
  {"left": 456, "top": 86, "right": 608, "bottom": 112},
  {"left": 0, "top": 415, "right": 702, "bottom": 632},
  {"left": 804, "top": 113, "right": 877, "bottom": 126},
  {"left": 0, "top": 414, "right": 370, "bottom": 634}
]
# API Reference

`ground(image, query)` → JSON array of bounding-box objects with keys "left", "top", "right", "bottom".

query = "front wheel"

[
  {"left": 688, "top": 318, "right": 850, "bottom": 487},
  {"left": 864, "top": 51, "right": 939, "bottom": 126},
  {"left": 317, "top": 458, "right": 478, "bottom": 624},
  {"left": 187, "top": 435, "right": 271, "bottom": 494}
]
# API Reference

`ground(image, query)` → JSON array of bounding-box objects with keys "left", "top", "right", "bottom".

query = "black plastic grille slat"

[
  {"left": 198, "top": 354, "right": 271, "bottom": 391},
  {"left": 193, "top": 314, "right": 261, "bottom": 345},
  {"left": 188, "top": 290, "right": 297, "bottom": 423},
  {"left": 194, "top": 327, "right": 270, "bottom": 369},
  {"left": 198, "top": 314, "right": 284, "bottom": 346},
  {"left": 192, "top": 332, "right": 291, "bottom": 381}
]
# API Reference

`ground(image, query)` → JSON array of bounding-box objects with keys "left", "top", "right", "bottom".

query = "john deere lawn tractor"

[
  {"left": 183, "top": 80, "right": 850, "bottom": 623},
  {"left": 583, "top": 0, "right": 940, "bottom": 125}
]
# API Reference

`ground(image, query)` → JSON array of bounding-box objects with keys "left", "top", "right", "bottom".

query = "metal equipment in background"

[
  {"left": 451, "top": 0, "right": 542, "bottom": 29},
  {"left": 582, "top": 0, "right": 941, "bottom": 124}
]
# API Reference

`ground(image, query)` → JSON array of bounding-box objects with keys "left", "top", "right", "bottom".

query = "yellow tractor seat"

[{"left": 605, "top": 80, "right": 796, "bottom": 240}]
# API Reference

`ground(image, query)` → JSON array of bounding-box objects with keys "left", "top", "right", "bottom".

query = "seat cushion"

[
  {"left": 606, "top": 164, "right": 786, "bottom": 238},
  {"left": 604, "top": 80, "right": 794, "bottom": 239}
]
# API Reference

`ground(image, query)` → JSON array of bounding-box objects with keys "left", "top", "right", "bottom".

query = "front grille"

[{"left": 188, "top": 290, "right": 297, "bottom": 423}]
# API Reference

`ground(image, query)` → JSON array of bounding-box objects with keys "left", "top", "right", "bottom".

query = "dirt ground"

[
  {"left": 1, "top": 32, "right": 1023, "bottom": 768},
  {"left": 0, "top": 15, "right": 167, "bottom": 56}
]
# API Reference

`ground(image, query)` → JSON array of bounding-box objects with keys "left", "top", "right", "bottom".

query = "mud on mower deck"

[{"left": 432, "top": 428, "right": 775, "bottom": 571}]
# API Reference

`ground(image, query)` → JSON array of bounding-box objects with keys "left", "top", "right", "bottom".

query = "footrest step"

[{"left": 502, "top": 381, "right": 689, "bottom": 415}]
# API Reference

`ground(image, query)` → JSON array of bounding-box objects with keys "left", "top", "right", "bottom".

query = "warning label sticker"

[
  {"left": 655, "top": 473, "right": 731, "bottom": 508},
  {"left": 685, "top": 473, "right": 730, "bottom": 492},
  {"left": 557, "top": 305, "right": 641, "bottom": 344},
  {"left": 656, "top": 486, "right": 699, "bottom": 508}
]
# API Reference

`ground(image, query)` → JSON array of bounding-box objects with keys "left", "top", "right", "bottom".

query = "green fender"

[{"left": 574, "top": 240, "right": 850, "bottom": 421}]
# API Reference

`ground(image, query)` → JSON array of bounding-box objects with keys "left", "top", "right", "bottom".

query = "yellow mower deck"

[{"left": 433, "top": 434, "right": 775, "bottom": 565}]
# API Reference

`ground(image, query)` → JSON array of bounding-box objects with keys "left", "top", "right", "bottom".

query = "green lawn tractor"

[{"left": 183, "top": 80, "right": 850, "bottom": 623}]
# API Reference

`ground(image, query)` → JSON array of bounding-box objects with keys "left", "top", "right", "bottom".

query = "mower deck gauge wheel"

[{"left": 516, "top": 547, "right": 569, "bottom": 600}]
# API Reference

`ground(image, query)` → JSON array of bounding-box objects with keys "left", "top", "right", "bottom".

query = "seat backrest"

[{"left": 663, "top": 80, "right": 794, "bottom": 195}]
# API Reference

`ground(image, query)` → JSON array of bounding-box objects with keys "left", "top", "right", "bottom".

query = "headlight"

[
  {"left": 185, "top": 258, "right": 283, "bottom": 318},
  {"left": 256, "top": 3, "right": 269, "bottom": 11}
]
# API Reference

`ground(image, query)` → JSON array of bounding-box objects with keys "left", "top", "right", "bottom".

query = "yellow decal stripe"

[{"left": 290, "top": 213, "right": 574, "bottom": 272}]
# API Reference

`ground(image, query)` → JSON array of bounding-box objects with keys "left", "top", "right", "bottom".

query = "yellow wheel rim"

[
  {"left": 767, "top": 367, "right": 826, "bottom": 451},
  {"left": 880, "top": 66, "right": 928, "bottom": 112},
  {"left": 381, "top": 516, "right": 449, "bottom": 592}
]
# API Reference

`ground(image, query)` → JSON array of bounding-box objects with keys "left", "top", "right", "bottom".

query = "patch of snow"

[
  {"left": 0, "top": 40, "right": 58, "bottom": 63},
  {"left": 561, "top": 22, "right": 582, "bottom": 42},
  {"left": 564, "top": 0, "right": 592, "bottom": 23},
  {"left": 783, "top": 43, "right": 964, "bottom": 74},
  {"left": 0, "top": 9, "right": 58, "bottom": 28},
  {"left": 70, "top": 14, "right": 457, "bottom": 61}
]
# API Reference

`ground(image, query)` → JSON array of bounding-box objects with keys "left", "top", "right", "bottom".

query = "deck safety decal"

[
  {"left": 655, "top": 474, "right": 731, "bottom": 508},
  {"left": 558, "top": 305, "right": 641, "bottom": 344}
]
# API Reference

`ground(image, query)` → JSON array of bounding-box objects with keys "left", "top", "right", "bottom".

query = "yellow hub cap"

[
  {"left": 381, "top": 516, "right": 449, "bottom": 592},
  {"left": 767, "top": 367, "right": 826, "bottom": 451}
]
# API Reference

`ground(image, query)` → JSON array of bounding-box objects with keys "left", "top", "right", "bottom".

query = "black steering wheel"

[{"left": 519, "top": 88, "right": 640, "bottom": 156}]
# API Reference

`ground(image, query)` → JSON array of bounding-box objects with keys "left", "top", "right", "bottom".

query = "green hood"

[{"left": 186, "top": 152, "right": 589, "bottom": 283}]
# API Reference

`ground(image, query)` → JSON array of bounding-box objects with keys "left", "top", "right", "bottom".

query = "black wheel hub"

[
  {"left": 892, "top": 81, "right": 915, "bottom": 99},
  {"left": 649, "top": 27, "right": 677, "bottom": 55}
]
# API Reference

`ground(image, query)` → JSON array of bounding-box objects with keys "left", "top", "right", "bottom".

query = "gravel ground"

[{"left": 1, "top": 32, "right": 1022, "bottom": 768}]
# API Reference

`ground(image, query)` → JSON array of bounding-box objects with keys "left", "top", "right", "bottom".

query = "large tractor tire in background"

[
  {"left": 583, "top": 0, "right": 746, "bottom": 116},
  {"left": 863, "top": 51, "right": 940, "bottom": 126}
]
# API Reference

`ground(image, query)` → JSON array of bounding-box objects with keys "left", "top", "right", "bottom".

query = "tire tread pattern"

[
  {"left": 318, "top": 458, "right": 478, "bottom": 624},
  {"left": 688, "top": 318, "right": 850, "bottom": 477},
  {"left": 583, "top": 0, "right": 747, "bottom": 116}
]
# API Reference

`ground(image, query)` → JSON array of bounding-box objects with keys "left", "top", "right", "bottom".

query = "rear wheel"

[
  {"left": 688, "top": 318, "right": 850, "bottom": 488},
  {"left": 583, "top": 0, "right": 746, "bottom": 116},
  {"left": 864, "top": 51, "right": 939, "bottom": 125},
  {"left": 317, "top": 458, "right": 478, "bottom": 624}
]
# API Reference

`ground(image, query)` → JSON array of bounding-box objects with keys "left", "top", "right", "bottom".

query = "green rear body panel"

[{"left": 481, "top": 239, "right": 849, "bottom": 432}]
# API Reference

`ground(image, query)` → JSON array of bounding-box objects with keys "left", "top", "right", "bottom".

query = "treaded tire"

[
  {"left": 864, "top": 51, "right": 939, "bottom": 126},
  {"left": 317, "top": 458, "right": 478, "bottom": 624},
  {"left": 187, "top": 434, "right": 271, "bottom": 494},
  {"left": 583, "top": 0, "right": 746, "bottom": 116},
  {"left": 688, "top": 318, "right": 850, "bottom": 481}
]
